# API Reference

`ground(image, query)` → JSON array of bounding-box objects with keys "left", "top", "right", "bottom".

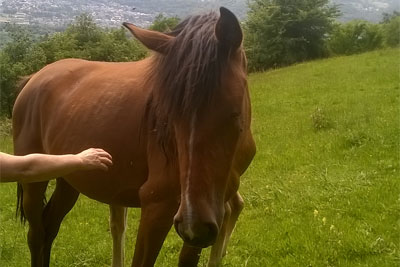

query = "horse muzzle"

[{"left": 173, "top": 213, "right": 219, "bottom": 248}]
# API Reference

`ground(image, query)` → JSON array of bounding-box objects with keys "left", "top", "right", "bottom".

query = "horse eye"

[{"left": 230, "top": 112, "right": 243, "bottom": 132}]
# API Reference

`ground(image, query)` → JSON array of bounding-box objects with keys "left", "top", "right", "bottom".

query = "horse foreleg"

[
  {"left": 22, "top": 182, "right": 48, "bottom": 267},
  {"left": 131, "top": 200, "right": 178, "bottom": 267},
  {"left": 109, "top": 205, "right": 128, "bottom": 267},
  {"left": 41, "top": 178, "right": 79, "bottom": 267},
  {"left": 207, "top": 200, "right": 232, "bottom": 267},
  {"left": 222, "top": 192, "right": 244, "bottom": 256},
  {"left": 178, "top": 243, "right": 202, "bottom": 267},
  {"left": 207, "top": 192, "right": 244, "bottom": 267}
]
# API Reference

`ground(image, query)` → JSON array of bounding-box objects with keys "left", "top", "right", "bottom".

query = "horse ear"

[
  {"left": 123, "top": 22, "right": 172, "bottom": 54},
  {"left": 215, "top": 7, "right": 243, "bottom": 51}
]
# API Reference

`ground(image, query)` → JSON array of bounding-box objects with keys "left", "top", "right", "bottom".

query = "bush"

[
  {"left": 327, "top": 20, "right": 384, "bottom": 56},
  {"left": 382, "top": 15, "right": 400, "bottom": 47},
  {"left": 0, "top": 117, "right": 12, "bottom": 137},
  {"left": 244, "top": 0, "right": 339, "bottom": 72},
  {"left": 0, "top": 24, "right": 33, "bottom": 117},
  {"left": 149, "top": 14, "right": 179, "bottom": 32},
  {"left": 311, "top": 107, "right": 332, "bottom": 131}
]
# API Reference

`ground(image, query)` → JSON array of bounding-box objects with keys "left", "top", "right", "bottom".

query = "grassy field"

[{"left": 1, "top": 48, "right": 399, "bottom": 266}]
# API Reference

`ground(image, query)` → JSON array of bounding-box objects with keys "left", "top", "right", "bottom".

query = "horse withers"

[{"left": 13, "top": 7, "right": 255, "bottom": 267}]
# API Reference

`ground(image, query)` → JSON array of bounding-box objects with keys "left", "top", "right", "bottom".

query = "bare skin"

[{"left": 0, "top": 148, "right": 113, "bottom": 183}]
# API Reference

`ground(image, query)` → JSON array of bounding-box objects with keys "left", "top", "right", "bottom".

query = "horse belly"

[
  {"left": 45, "top": 120, "right": 149, "bottom": 207},
  {"left": 64, "top": 167, "right": 147, "bottom": 207}
]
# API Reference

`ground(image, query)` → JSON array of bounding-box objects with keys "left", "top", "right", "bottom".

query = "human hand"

[{"left": 77, "top": 148, "right": 113, "bottom": 171}]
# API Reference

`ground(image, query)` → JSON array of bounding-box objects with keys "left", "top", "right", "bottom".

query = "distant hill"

[
  {"left": 334, "top": 0, "right": 399, "bottom": 22},
  {"left": 111, "top": 0, "right": 400, "bottom": 22},
  {"left": 1, "top": 0, "right": 399, "bottom": 28},
  {"left": 0, "top": 0, "right": 398, "bottom": 48}
]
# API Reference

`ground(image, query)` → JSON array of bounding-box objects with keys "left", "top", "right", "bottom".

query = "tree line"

[
  {"left": 244, "top": 0, "right": 399, "bottom": 71},
  {"left": 1, "top": 0, "right": 399, "bottom": 117}
]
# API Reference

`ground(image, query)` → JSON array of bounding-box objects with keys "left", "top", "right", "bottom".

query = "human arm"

[{"left": 0, "top": 148, "right": 113, "bottom": 183}]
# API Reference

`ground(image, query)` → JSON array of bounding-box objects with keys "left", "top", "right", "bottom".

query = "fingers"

[
  {"left": 78, "top": 148, "right": 113, "bottom": 171},
  {"left": 99, "top": 156, "right": 113, "bottom": 169},
  {"left": 92, "top": 148, "right": 113, "bottom": 164},
  {"left": 92, "top": 149, "right": 113, "bottom": 170},
  {"left": 97, "top": 163, "right": 109, "bottom": 171}
]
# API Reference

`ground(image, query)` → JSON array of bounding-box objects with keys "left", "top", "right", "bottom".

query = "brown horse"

[{"left": 13, "top": 7, "right": 255, "bottom": 267}]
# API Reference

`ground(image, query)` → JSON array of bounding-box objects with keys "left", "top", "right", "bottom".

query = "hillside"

[
  {"left": 243, "top": 48, "right": 399, "bottom": 266},
  {"left": 0, "top": 49, "right": 399, "bottom": 266}
]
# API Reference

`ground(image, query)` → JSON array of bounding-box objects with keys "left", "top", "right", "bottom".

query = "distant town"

[
  {"left": 0, "top": 0, "right": 399, "bottom": 30},
  {"left": 0, "top": 0, "right": 155, "bottom": 28}
]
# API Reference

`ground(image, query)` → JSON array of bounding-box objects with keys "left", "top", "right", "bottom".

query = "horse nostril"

[
  {"left": 182, "top": 222, "right": 218, "bottom": 247},
  {"left": 173, "top": 213, "right": 219, "bottom": 247},
  {"left": 173, "top": 214, "right": 182, "bottom": 225},
  {"left": 203, "top": 222, "right": 218, "bottom": 243},
  {"left": 173, "top": 213, "right": 182, "bottom": 228}
]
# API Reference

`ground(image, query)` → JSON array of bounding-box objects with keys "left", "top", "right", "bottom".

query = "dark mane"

[{"left": 147, "top": 11, "right": 229, "bottom": 129}]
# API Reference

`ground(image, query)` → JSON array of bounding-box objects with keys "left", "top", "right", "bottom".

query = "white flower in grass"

[{"left": 313, "top": 209, "right": 319, "bottom": 217}]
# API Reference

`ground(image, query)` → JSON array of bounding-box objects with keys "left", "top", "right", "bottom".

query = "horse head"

[{"left": 124, "top": 7, "right": 249, "bottom": 248}]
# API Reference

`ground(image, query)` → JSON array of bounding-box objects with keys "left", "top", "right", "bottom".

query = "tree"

[
  {"left": 61, "top": 14, "right": 147, "bottom": 61},
  {"left": 149, "top": 14, "right": 180, "bottom": 32},
  {"left": 66, "top": 13, "right": 102, "bottom": 47},
  {"left": 381, "top": 11, "right": 400, "bottom": 24},
  {"left": 2, "top": 24, "right": 32, "bottom": 62},
  {"left": 381, "top": 12, "right": 400, "bottom": 47},
  {"left": 38, "top": 32, "right": 80, "bottom": 63},
  {"left": 327, "top": 20, "right": 383, "bottom": 55},
  {"left": 0, "top": 24, "right": 34, "bottom": 117},
  {"left": 244, "top": 0, "right": 340, "bottom": 71}
]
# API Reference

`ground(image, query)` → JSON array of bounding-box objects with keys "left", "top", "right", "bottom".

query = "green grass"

[{"left": 1, "top": 48, "right": 399, "bottom": 266}]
